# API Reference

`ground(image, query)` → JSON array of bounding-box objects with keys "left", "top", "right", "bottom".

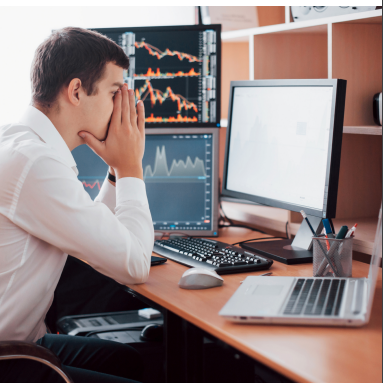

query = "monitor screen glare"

[{"left": 226, "top": 86, "right": 334, "bottom": 214}]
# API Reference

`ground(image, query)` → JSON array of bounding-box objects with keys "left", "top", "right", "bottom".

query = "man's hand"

[{"left": 78, "top": 84, "right": 145, "bottom": 180}]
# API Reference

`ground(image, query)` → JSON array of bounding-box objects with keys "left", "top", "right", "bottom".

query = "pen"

[
  {"left": 322, "top": 218, "right": 334, "bottom": 251},
  {"left": 345, "top": 223, "right": 358, "bottom": 238},
  {"left": 300, "top": 210, "right": 316, "bottom": 236},
  {"left": 336, "top": 225, "right": 349, "bottom": 240},
  {"left": 323, "top": 219, "right": 335, "bottom": 238}
]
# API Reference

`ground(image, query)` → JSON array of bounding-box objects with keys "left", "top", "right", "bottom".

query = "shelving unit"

[{"left": 219, "top": 8, "right": 382, "bottom": 256}]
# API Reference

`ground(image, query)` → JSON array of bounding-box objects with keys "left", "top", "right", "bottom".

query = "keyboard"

[
  {"left": 153, "top": 237, "right": 273, "bottom": 275},
  {"left": 283, "top": 278, "right": 346, "bottom": 316}
]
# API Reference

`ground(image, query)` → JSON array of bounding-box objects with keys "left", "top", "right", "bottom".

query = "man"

[{"left": 0, "top": 27, "right": 154, "bottom": 382}]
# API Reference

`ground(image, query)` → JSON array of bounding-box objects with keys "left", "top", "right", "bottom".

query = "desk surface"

[{"left": 127, "top": 227, "right": 382, "bottom": 383}]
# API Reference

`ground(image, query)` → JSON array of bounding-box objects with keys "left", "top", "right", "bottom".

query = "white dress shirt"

[{"left": 0, "top": 106, "right": 154, "bottom": 342}]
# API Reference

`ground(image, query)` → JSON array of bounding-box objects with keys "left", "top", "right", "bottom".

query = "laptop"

[{"left": 219, "top": 207, "right": 382, "bottom": 327}]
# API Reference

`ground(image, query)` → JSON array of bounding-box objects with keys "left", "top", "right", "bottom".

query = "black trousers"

[{"left": 0, "top": 334, "right": 143, "bottom": 383}]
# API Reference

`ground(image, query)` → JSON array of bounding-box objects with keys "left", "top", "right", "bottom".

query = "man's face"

[{"left": 80, "top": 62, "right": 124, "bottom": 141}]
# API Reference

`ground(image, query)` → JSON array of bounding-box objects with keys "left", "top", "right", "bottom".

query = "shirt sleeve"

[
  {"left": 11, "top": 156, "right": 154, "bottom": 285},
  {"left": 94, "top": 177, "right": 116, "bottom": 213}
]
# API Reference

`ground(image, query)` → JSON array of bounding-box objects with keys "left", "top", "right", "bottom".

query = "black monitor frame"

[
  {"left": 92, "top": 24, "right": 222, "bottom": 129},
  {"left": 221, "top": 79, "right": 347, "bottom": 219}
]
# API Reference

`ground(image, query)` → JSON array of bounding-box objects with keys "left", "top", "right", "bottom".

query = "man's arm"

[
  {"left": 13, "top": 156, "right": 153, "bottom": 285},
  {"left": 12, "top": 84, "right": 153, "bottom": 285}
]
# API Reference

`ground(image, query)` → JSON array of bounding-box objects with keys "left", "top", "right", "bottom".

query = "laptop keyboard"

[{"left": 284, "top": 279, "right": 346, "bottom": 316}]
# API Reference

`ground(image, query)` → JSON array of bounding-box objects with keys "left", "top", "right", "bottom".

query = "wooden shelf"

[
  {"left": 222, "top": 9, "right": 382, "bottom": 40},
  {"left": 343, "top": 126, "right": 382, "bottom": 135},
  {"left": 222, "top": 201, "right": 379, "bottom": 256},
  {"left": 220, "top": 120, "right": 382, "bottom": 135},
  {"left": 222, "top": 201, "right": 289, "bottom": 235}
]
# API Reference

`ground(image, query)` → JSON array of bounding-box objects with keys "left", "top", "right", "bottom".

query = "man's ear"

[{"left": 67, "top": 78, "right": 82, "bottom": 106}]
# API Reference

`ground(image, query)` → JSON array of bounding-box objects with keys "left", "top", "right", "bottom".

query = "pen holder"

[{"left": 312, "top": 236, "right": 353, "bottom": 278}]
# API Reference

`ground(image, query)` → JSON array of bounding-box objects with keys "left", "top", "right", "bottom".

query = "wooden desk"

[{"left": 124, "top": 227, "right": 382, "bottom": 383}]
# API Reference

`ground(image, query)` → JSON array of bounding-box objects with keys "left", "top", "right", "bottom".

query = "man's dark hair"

[{"left": 31, "top": 27, "right": 129, "bottom": 108}]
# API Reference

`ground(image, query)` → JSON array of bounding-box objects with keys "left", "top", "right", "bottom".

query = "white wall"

[{"left": 0, "top": 6, "right": 195, "bottom": 126}]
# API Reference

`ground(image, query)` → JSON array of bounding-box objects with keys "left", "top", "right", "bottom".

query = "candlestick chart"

[
  {"left": 95, "top": 26, "right": 218, "bottom": 125},
  {"left": 123, "top": 30, "right": 210, "bottom": 124},
  {"left": 134, "top": 41, "right": 201, "bottom": 63}
]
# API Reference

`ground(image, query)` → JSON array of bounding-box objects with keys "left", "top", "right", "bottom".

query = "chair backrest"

[{"left": 0, "top": 340, "right": 74, "bottom": 383}]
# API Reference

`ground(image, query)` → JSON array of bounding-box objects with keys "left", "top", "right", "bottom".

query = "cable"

[
  {"left": 231, "top": 237, "right": 285, "bottom": 246},
  {"left": 232, "top": 221, "right": 289, "bottom": 246}
]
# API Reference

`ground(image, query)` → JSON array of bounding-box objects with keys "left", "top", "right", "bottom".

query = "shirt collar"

[{"left": 19, "top": 106, "right": 78, "bottom": 175}]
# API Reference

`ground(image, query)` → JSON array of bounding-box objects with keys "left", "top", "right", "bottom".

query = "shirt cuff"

[
  {"left": 116, "top": 177, "right": 148, "bottom": 206},
  {"left": 94, "top": 177, "right": 116, "bottom": 212}
]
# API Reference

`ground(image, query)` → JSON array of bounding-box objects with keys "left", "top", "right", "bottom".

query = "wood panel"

[
  {"left": 336, "top": 134, "right": 382, "bottom": 218},
  {"left": 257, "top": 6, "right": 285, "bottom": 27},
  {"left": 127, "top": 227, "right": 383, "bottom": 383},
  {"left": 253, "top": 32, "right": 328, "bottom": 79},
  {"left": 221, "top": 42, "right": 249, "bottom": 120},
  {"left": 343, "top": 126, "right": 382, "bottom": 135},
  {"left": 332, "top": 23, "right": 382, "bottom": 126}
]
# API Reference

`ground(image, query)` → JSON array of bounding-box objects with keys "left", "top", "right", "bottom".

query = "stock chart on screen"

[
  {"left": 72, "top": 133, "right": 214, "bottom": 232},
  {"left": 93, "top": 25, "right": 221, "bottom": 128}
]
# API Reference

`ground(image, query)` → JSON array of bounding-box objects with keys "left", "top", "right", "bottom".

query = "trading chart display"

[
  {"left": 93, "top": 25, "right": 221, "bottom": 127},
  {"left": 144, "top": 134, "right": 213, "bottom": 231},
  {"left": 72, "top": 133, "right": 214, "bottom": 232}
]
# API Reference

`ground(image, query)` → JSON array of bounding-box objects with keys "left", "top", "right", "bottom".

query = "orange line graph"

[
  {"left": 136, "top": 80, "right": 198, "bottom": 113},
  {"left": 82, "top": 180, "right": 101, "bottom": 190},
  {"left": 146, "top": 114, "right": 198, "bottom": 123},
  {"left": 135, "top": 67, "right": 200, "bottom": 78},
  {"left": 135, "top": 41, "right": 201, "bottom": 63}
]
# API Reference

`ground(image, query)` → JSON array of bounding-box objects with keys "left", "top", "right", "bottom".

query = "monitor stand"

[{"left": 241, "top": 215, "right": 323, "bottom": 264}]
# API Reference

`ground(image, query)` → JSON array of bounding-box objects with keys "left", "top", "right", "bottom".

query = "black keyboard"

[
  {"left": 283, "top": 278, "right": 346, "bottom": 316},
  {"left": 153, "top": 237, "right": 273, "bottom": 275}
]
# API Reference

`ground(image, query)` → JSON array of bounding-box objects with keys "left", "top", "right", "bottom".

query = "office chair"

[{"left": 0, "top": 340, "right": 74, "bottom": 383}]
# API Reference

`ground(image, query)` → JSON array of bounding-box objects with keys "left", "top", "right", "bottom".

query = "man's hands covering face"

[{"left": 79, "top": 84, "right": 145, "bottom": 180}]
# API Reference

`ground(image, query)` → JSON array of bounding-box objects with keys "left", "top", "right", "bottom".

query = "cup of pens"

[{"left": 313, "top": 236, "right": 353, "bottom": 278}]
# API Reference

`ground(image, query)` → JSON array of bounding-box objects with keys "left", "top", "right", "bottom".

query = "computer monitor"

[
  {"left": 222, "top": 79, "right": 347, "bottom": 264},
  {"left": 72, "top": 128, "right": 220, "bottom": 237},
  {"left": 92, "top": 25, "right": 221, "bottom": 128}
]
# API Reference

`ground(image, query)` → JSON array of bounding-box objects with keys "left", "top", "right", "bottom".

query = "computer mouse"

[
  {"left": 140, "top": 324, "right": 163, "bottom": 342},
  {"left": 178, "top": 267, "right": 224, "bottom": 290}
]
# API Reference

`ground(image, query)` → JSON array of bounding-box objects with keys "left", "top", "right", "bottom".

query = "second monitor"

[{"left": 72, "top": 128, "right": 219, "bottom": 237}]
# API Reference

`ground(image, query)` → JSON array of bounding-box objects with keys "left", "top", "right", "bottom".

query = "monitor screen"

[
  {"left": 72, "top": 128, "right": 219, "bottom": 236},
  {"left": 223, "top": 80, "right": 346, "bottom": 218},
  {"left": 92, "top": 25, "right": 221, "bottom": 128}
]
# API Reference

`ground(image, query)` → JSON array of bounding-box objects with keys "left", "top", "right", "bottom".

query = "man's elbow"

[
  {"left": 125, "top": 251, "right": 151, "bottom": 285},
  {"left": 129, "top": 266, "right": 150, "bottom": 284}
]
